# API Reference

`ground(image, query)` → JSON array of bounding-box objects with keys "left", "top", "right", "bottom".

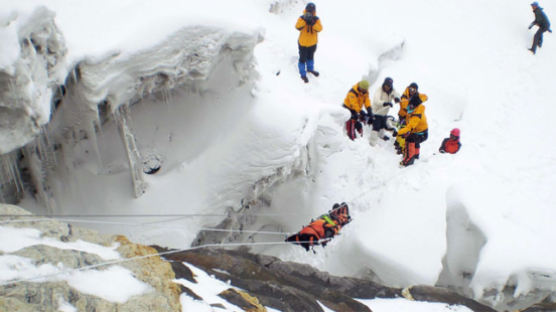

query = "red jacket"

[{"left": 439, "top": 137, "right": 461, "bottom": 154}]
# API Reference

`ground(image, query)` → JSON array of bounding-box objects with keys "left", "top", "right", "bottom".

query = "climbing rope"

[{"left": 0, "top": 238, "right": 328, "bottom": 286}]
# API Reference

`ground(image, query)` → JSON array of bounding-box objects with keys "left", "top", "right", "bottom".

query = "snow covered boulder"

[{"left": 0, "top": 204, "right": 181, "bottom": 311}]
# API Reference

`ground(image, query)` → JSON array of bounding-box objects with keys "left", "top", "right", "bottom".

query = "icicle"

[
  {"left": 87, "top": 119, "right": 103, "bottom": 173},
  {"left": 22, "top": 145, "right": 54, "bottom": 213},
  {"left": 114, "top": 103, "right": 147, "bottom": 198},
  {"left": 0, "top": 152, "right": 24, "bottom": 204},
  {"left": 38, "top": 125, "right": 57, "bottom": 170}
]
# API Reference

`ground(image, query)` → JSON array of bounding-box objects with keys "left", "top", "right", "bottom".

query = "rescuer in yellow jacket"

[
  {"left": 295, "top": 2, "right": 322, "bottom": 83},
  {"left": 343, "top": 80, "right": 372, "bottom": 140},
  {"left": 398, "top": 82, "right": 428, "bottom": 124},
  {"left": 397, "top": 82, "right": 428, "bottom": 166}
]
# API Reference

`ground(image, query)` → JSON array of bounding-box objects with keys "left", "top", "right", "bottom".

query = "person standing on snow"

[
  {"left": 439, "top": 128, "right": 462, "bottom": 154},
  {"left": 295, "top": 2, "right": 322, "bottom": 83},
  {"left": 370, "top": 77, "right": 400, "bottom": 146},
  {"left": 343, "top": 80, "right": 372, "bottom": 140},
  {"left": 397, "top": 83, "right": 428, "bottom": 166},
  {"left": 528, "top": 2, "right": 551, "bottom": 54}
]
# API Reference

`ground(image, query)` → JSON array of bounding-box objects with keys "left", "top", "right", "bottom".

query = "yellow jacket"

[
  {"left": 399, "top": 89, "right": 428, "bottom": 120},
  {"left": 398, "top": 103, "right": 428, "bottom": 136},
  {"left": 296, "top": 11, "right": 322, "bottom": 47},
  {"left": 343, "top": 83, "right": 371, "bottom": 113}
]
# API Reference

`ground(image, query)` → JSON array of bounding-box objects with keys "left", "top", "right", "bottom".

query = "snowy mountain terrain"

[{"left": 1, "top": 0, "right": 556, "bottom": 311}]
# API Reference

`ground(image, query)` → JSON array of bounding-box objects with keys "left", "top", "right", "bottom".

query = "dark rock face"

[
  {"left": 405, "top": 285, "right": 497, "bottom": 312},
  {"left": 161, "top": 247, "right": 497, "bottom": 312}
]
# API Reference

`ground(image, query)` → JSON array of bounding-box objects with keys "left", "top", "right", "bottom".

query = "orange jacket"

[
  {"left": 398, "top": 103, "right": 428, "bottom": 136},
  {"left": 296, "top": 11, "right": 322, "bottom": 47},
  {"left": 343, "top": 83, "right": 371, "bottom": 113},
  {"left": 299, "top": 218, "right": 340, "bottom": 239}
]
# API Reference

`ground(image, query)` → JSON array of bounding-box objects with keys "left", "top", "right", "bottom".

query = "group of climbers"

[
  {"left": 287, "top": 2, "right": 473, "bottom": 252},
  {"left": 341, "top": 78, "right": 450, "bottom": 166}
]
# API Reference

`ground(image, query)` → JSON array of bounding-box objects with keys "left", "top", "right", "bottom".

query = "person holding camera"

[{"left": 295, "top": 2, "right": 322, "bottom": 83}]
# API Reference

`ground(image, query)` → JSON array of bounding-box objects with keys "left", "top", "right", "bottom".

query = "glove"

[
  {"left": 528, "top": 22, "right": 535, "bottom": 29},
  {"left": 358, "top": 111, "right": 367, "bottom": 122},
  {"left": 349, "top": 109, "right": 358, "bottom": 120},
  {"left": 304, "top": 13, "right": 315, "bottom": 25},
  {"left": 307, "top": 16, "right": 317, "bottom": 26},
  {"left": 392, "top": 130, "right": 398, "bottom": 137},
  {"left": 383, "top": 102, "right": 393, "bottom": 107},
  {"left": 549, "top": 29, "right": 553, "bottom": 33},
  {"left": 394, "top": 97, "right": 400, "bottom": 103}
]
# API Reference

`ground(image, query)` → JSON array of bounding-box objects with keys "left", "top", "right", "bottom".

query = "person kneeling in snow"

[
  {"left": 343, "top": 80, "right": 372, "bottom": 140},
  {"left": 286, "top": 202, "right": 351, "bottom": 251},
  {"left": 397, "top": 83, "right": 428, "bottom": 167},
  {"left": 439, "top": 128, "right": 461, "bottom": 154}
]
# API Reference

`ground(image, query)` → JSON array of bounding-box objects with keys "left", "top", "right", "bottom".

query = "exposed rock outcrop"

[
  {"left": 161, "top": 246, "right": 497, "bottom": 312},
  {"left": 0, "top": 204, "right": 181, "bottom": 311}
]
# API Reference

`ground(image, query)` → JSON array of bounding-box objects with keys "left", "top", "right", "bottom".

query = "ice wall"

[
  {"left": 0, "top": 7, "right": 262, "bottom": 205},
  {"left": 0, "top": 7, "right": 66, "bottom": 154}
]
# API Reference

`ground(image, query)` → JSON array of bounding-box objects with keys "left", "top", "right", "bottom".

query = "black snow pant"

[
  {"left": 372, "top": 115, "right": 387, "bottom": 131},
  {"left": 531, "top": 28, "right": 548, "bottom": 52},
  {"left": 298, "top": 44, "right": 317, "bottom": 63},
  {"left": 406, "top": 130, "right": 428, "bottom": 148}
]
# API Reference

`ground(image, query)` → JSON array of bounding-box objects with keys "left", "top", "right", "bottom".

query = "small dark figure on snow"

[
  {"left": 295, "top": 2, "right": 322, "bottom": 83},
  {"left": 343, "top": 80, "right": 372, "bottom": 140},
  {"left": 528, "top": 2, "right": 551, "bottom": 54},
  {"left": 439, "top": 128, "right": 461, "bottom": 154}
]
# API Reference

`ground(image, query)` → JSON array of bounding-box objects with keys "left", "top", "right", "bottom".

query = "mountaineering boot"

[
  {"left": 307, "top": 59, "right": 319, "bottom": 77},
  {"left": 528, "top": 48, "right": 536, "bottom": 54},
  {"left": 301, "top": 75, "right": 309, "bottom": 83},
  {"left": 308, "top": 70, "right": 320, "bottom": 77},
  {"left": 402, "top": 142, "right": 416, "bottom": 166},
  {"left": 379, "top": 129, "right": 389, "bottom": 141}
]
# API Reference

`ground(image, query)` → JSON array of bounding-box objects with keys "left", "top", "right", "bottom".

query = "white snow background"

[{"left": 1, "top": 0, "right": 556, "bottom": 311}]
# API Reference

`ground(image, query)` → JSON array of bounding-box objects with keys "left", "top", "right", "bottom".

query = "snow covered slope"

[{"left": 1, "top": 0, "right": 556, "bottom": 310}]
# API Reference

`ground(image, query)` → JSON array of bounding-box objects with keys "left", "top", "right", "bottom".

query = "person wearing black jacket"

[{"left": 528, "top": 2, "right": 551, "bottom": 54}]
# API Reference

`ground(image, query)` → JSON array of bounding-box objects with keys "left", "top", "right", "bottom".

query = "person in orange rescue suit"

[
  {"left": 343, "top": 80, "right": 372, "bottom": 140},
  {"left": 286, "top": 203, "right": 351, "bottom": 251},
  {"left": 439, "top": 128, "right": 461, "bottom": 154},
  {"left": 370, "top": 77, "right": 400, "bottom": 146},
  {"left": 295, "top": 2, "right": 322, "bottom": 83},
  {"left": 397, "top": 82, "right": 428, "bottom": 166}
]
